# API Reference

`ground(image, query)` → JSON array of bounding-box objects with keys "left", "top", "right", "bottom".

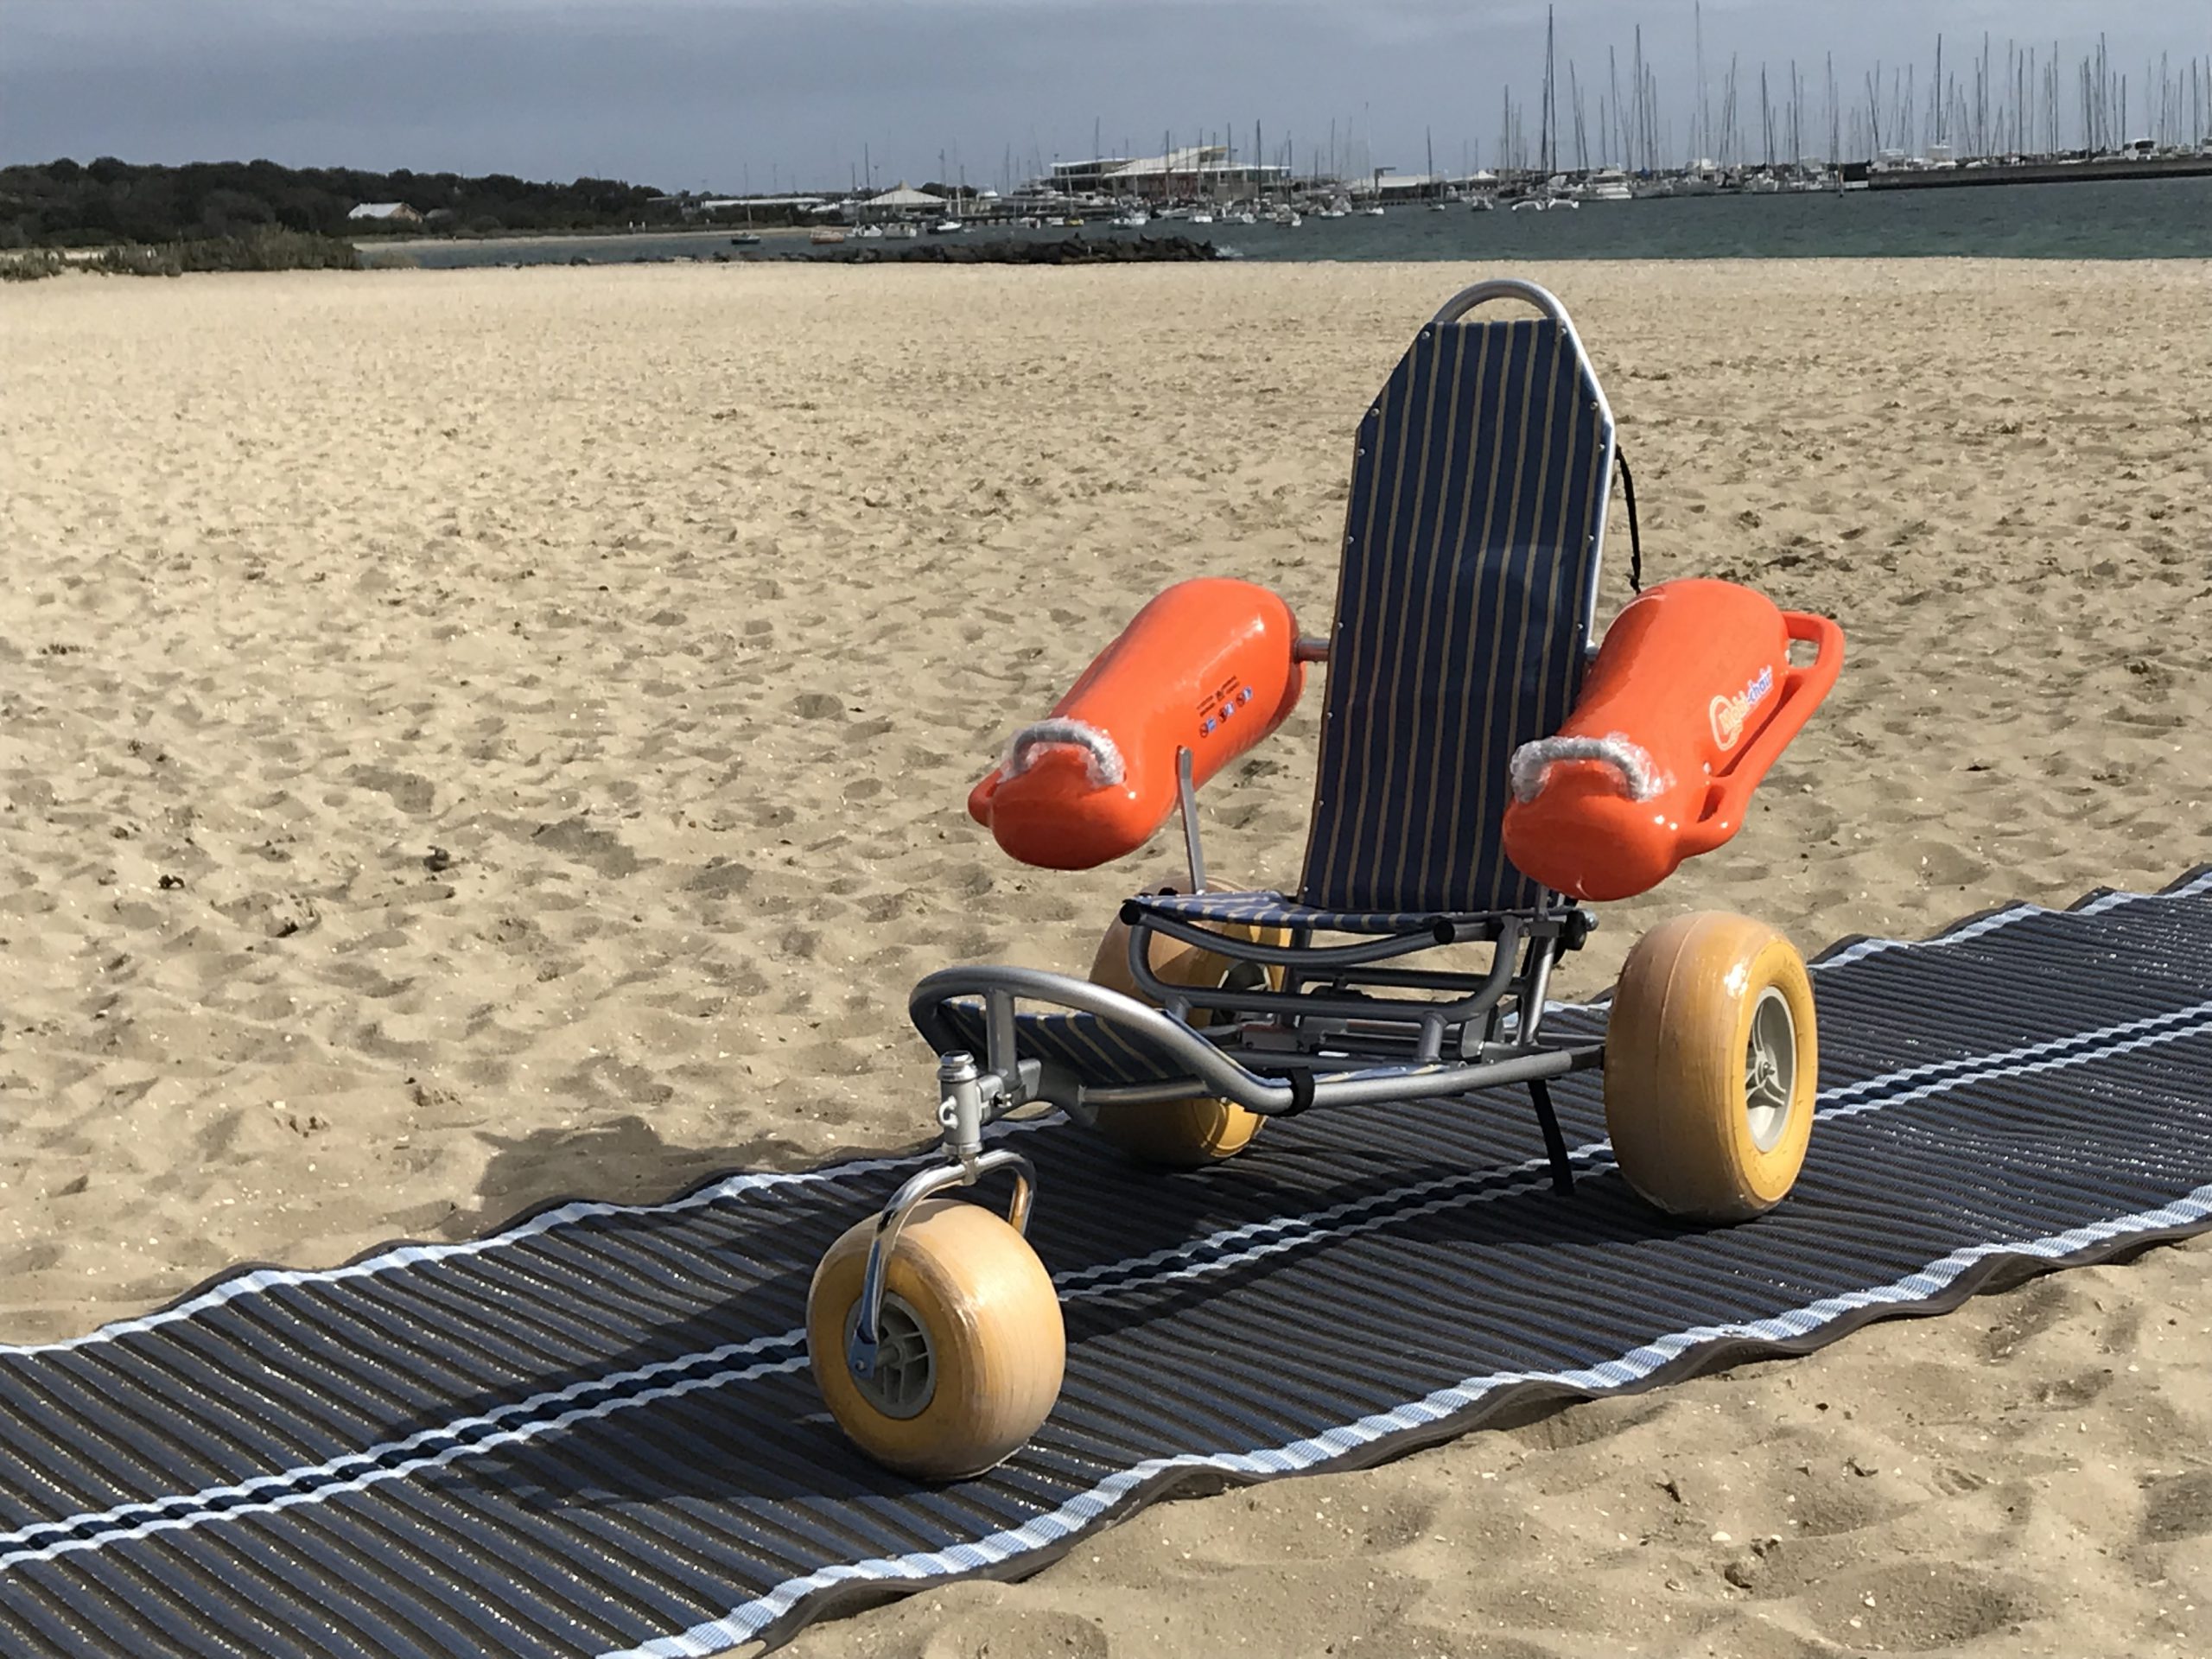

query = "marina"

[
  {"left": 375, "top": 172, "right": 2212, "bottom": 267},
  {"left": 356, "top": 12, "right": 2212, "bottom": 270},
  {"left": 321, "top": 9, "right": 2212, "bottom": 280}
]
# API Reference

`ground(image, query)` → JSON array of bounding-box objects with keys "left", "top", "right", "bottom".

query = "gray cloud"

[{"left": 3, "top": 2, "right": 2204, "bottom": 188}]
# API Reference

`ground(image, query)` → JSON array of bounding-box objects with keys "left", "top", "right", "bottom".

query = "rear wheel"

[
  {"left": 808, "top": 1198, "right": 1065, "bottom": 1479},
  {"left": 1084, "top": 884, "right": 1285, "bottom": 1167},
  {"left": 1604, "top": 912, "right": 1817, "bottom": 1221}
]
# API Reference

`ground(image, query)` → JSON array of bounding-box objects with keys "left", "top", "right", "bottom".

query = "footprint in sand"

[
  {"left": 1802, "top": 1562, "right": 2037, "bottom": 1650},
  {"left": 528, "top": 817, "right": 646, "bottom": 878}
]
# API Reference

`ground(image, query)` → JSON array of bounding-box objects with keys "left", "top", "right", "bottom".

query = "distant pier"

[{"left": 1863, "top": 152, "right": 2212, "bottom": 191}]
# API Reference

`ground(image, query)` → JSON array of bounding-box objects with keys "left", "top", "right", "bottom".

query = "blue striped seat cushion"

[
  {"left": 1298, "top": 315, "right": 1611, "bottom": 918},
  {"left": 1132, "top": 889, "right": 1493, "bottom": 936}
]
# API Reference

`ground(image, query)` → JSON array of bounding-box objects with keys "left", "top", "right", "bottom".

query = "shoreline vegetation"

[
  {"left": 2, "top": 156, "right": 686, "bottom": 281},
  {"left": 1, "top": 157, "right": 674, "bottom": 246},
  {"left": 1, "top": 228, "right": 1224, "bottom": 282},
  {"left": 3, "top": 228, "right": 365, "bottom": 281}
]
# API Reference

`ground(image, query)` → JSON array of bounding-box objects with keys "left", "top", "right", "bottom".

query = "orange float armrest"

[{"left": 1681, "top": 611, "right": 1846, "bottom": 857}]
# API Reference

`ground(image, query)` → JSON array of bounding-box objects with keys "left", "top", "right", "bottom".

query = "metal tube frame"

[
  {"left": 871, "top": 918, "right": 1602, "bottom": 1349},
  {"left": 1135, "top": 915, "right": 1529, "bottom": 1065},
  {"left": 1174, "top": 747, "right": 1207, "bottom": 895},
  {"left": 907, "top": 962, "right": 1603, "bottom": 1120}
]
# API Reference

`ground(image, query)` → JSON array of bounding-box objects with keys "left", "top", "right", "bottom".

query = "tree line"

[{"left": 0, "top": 157, "right": 674, "bottom": 246}]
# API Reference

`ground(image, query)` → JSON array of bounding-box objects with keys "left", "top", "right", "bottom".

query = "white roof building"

[
  {"left": 867, "top": 183, "right": 946, "bottom": 209},
  {"left": 1046, "top": 145, "right": 1290, "bottom": 198}
]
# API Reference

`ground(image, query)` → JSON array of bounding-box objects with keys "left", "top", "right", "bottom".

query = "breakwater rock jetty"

[{"left": 782, "top": 234, "right": 1221, "bottom": 265}]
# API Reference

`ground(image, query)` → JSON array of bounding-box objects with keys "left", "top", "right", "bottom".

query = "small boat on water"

[
  {"left": 1110, "top": 211, "right": 1150, "bottom": 228},
  {"left": 729, "top": 232, "right": 761, "bottom": 246},
  {"left": 929, "top": 219, "right": 964, "bottom": 234},
  {"left": 1361, "top": 205, "right": 1386, "bottom": 217},
  {"left": 1468, "top": 196, "right": 1496, "bottom": 213},
  {"left": 810, "top": 227, "right": 848, "bottom": 244}
]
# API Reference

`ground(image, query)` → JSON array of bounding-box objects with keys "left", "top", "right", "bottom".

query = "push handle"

[
  {"left": 1680, "top": 611, "right": 1846, "bottom": 856},
  {"left": 1428, "top": 277, "right": 1573, "bottom": 327}
]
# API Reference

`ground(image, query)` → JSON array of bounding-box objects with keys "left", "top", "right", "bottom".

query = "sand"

[{"left": 3, "top": 256, "right": 2210, "bottom": 1656}]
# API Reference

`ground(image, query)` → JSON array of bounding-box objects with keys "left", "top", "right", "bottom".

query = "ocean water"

[{"left": 378, "top": 175, "right": 2212, "bottom": 269}]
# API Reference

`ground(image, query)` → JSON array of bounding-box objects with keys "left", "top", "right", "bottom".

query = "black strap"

[{"left": 1617, "top": 449, "right": 1644, "bottom": 595}]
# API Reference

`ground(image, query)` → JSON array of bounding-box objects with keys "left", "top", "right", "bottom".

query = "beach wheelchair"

[{"left": 810, "top": 279, "right": 1846, "bottom": 1478}]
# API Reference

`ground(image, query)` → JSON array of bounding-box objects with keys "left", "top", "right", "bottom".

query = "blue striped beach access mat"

[{"left": 3, "top": 870, "right": 2210, "bottom": 1656}]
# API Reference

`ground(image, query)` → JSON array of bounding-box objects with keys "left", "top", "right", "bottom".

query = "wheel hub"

[
  {"left": 850, "top": 1294, "right": 937, "bottom": 1419},
  {"left": 1744, "top": 986, "right": 1797, "bottom": 1153}
]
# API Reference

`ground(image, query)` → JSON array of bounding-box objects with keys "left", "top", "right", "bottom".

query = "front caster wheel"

[
  {"left": 1604, "top": 912, "right": 1817, "bottom": 1222},
  {"left": 808, "top": 1198, "right": 1065, "bottom": 1479}
]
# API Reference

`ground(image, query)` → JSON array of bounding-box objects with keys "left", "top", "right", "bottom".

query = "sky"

[{"left": 3, "top": 1, "right": 2207, "bottom": 189}]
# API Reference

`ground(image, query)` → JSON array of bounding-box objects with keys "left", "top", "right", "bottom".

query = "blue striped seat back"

[{"left": 1299, "top": 315, "right": 1612, "bottom": 917}]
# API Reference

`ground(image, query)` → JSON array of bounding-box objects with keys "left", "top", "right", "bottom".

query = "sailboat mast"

[
  {"left": 1694, "top": 0, "right": 1708, "bottom": 161},
  {"left": 1723, "top": 55, "right": 1738, "bottom": 165},
  {"left": 1569, "top": 63, "right": 1588, "bottom": 174},
  {"left": 1790, "top": 60, "right": 1803, "bottom": 165},
  {"left": 1541, "top": 6, "right": 1557, "bottom": 175},
  {"left": 1934, "top": 35, "right": 1945, "bottom": 147},
  {"left": 1633, "top": 27, "right": 1646, "bottom": 172},
  {"left": 1827, "top": 53, "right": 1839, "bottom": 163},
  {"left": 1761, "top": 65, "right": 1773, "bottom": 168},
  {"left": 1608, "top": 46, "right": 1624, "bottom": 169},
  {"left": 1991, "top": 33, "right": 2008, "bottom": 156}
]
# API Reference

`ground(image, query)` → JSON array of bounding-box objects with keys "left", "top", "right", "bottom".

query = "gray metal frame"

[
  {"left": 841, "top": 278, "right": 1620, "bottom": 1382},
  {"left": 906, "top": 966, "right": 1603, "bottom": 1118}
]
